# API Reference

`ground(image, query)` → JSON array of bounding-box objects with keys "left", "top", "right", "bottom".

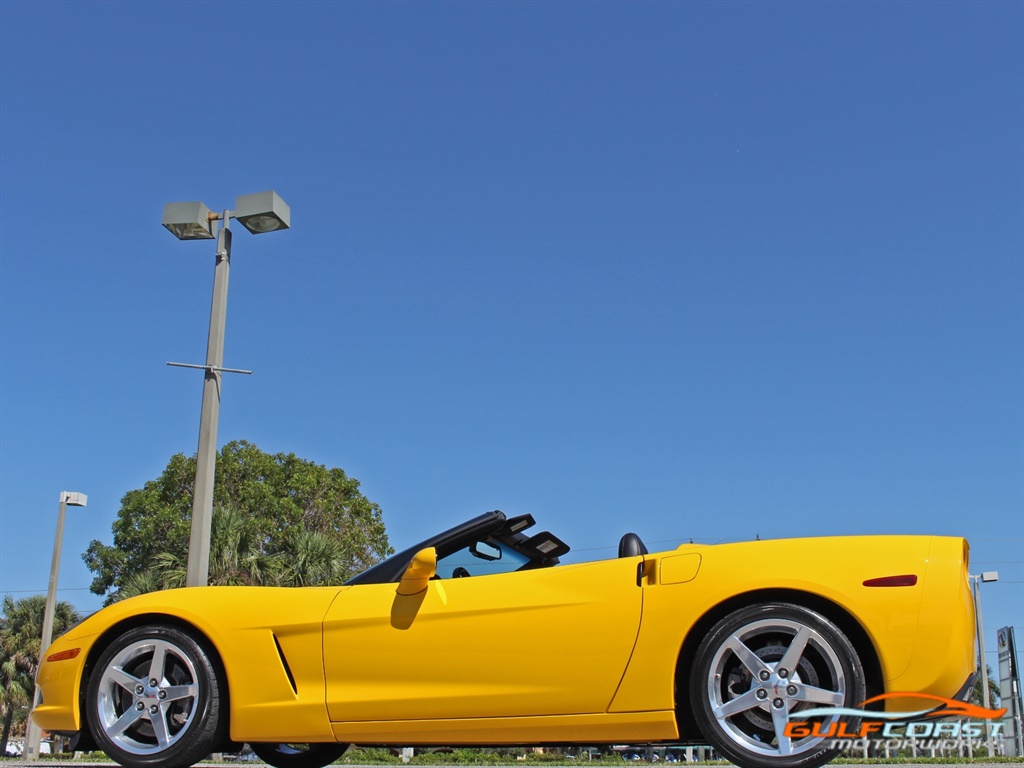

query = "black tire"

[
  {"left": 250, "top": 743, "right": 349, "bottom": 768},
  {"left": 86, "top": 624, "right": 225, "bottom": 768},
  {"left": 688, "top": 602, "right": 865, "bottom": 768}
]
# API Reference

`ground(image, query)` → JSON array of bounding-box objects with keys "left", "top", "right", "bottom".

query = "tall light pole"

[
  {"left": 25, "top": 491, "right": 87, "bottom": 761},
  {"left": 163, "top": 191, "right": 291, "bottom": 587},
  {"left": 972, "top": 571, "right": 1000, "bottom": 757}
]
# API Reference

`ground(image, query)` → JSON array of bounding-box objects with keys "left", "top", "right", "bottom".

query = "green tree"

[
  {"left": 84, "top": 441, "right": 392, "bottom": 603},
  {"left": 0, "top": 595, "right": 79, "bottom": 755},
  {"left": 0, "top": 643, "right": 31, "bottom": 756},
  {"left": 113, "top": 506, "right": 276, "bottom": 599},
  {"left": 117, "top": 506, "right": 357, "bottom": 599},
  {"left": 278, "top": 527, "right": 348, "bottom": 587}
]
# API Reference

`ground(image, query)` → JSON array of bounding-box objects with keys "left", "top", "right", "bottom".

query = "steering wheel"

[{"left": 452, "top": 566, "right": 471, "bottom": 578}]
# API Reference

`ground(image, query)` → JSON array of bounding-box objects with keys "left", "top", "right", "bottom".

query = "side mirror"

[{"left": 397, "top": 547, "right": 437, "bottom": 595}]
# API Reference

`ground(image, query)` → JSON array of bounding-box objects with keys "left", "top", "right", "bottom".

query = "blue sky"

[{"left": 1, "top": 1, "right": 1021, "bottom": 676}]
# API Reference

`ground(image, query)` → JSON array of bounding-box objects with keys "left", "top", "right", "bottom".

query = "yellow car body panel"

[
  {"left": 33, "top": 522, "right": 975, "bottom": 757},
  {"left": 329, "top": 711, "right": 679, "bottom": 745},
  {"left": 32, "top": 639, "right": 90, "bottom": 732},
  {"left": 608, "top": 535, "right": 974, "bottom": 715},
  {"left": 324, "top": 557, "right": 642, "bottom": 724},
  {"left": 35, "top": 587, "right": 344, "bottom": 742}
]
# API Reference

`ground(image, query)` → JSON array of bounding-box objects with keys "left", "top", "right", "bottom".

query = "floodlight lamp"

[
  {"left": 234, "top": 190, "right": 290, "bottom": 235},
  {"left": 163, "top": 201, "right": 215, "bottom": 240},
  {"left": 62, "top": 491, "right": 87, "bottom": 507},
  {"left": 981, "top": 571, "right": 999, "bottom": 583}
]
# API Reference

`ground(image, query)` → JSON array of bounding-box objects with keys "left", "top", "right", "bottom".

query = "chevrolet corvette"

[{"left": 33, "top": 511, "right": 976, "bottom": 768}]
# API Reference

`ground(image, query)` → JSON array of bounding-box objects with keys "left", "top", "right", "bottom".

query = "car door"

[{"left": 322, "top": 556, "right": 643, "bottom": 723}]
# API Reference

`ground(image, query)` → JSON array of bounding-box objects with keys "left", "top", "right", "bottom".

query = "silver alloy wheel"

[
  {"left": 706, "top": 617, "right": 847, "bottom": 759},
  {"left": 93, "top": 637, "right": 200, "bottom": 755}
]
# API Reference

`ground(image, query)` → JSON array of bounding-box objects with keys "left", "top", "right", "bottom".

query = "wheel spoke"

[
  {"left": 772, "top": 704, "right": 793, "bottom": 756},
  {"left": 107, "top": 666, "right": 142, "bottom": 693},
  {"left": 777, "top": 626, "right": 811, "bottom": 675},
  {"left": 725, "top": 634, "right": 771, "bottom": 678},
  {"left": 149, "top": 703, "right": 173, "bottom": 748},
  {"left": 713, "top": 688, "right": 763, "bottom": 718},
  {"left": 797, "top": 683, "right": 845, "bottom": 706},
  {"left": 148, "top": 642, "right": 168, "bottom": 684},
  {"left": 162, "top": 683, "right": 197, "bottom": 703},
  {"left": 108, "top": 706, "right": 144, "bottom": 737}
]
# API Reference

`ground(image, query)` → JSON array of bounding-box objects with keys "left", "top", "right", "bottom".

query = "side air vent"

[{"left": 272, "top": 634, "right": 298, "bottom": 695}]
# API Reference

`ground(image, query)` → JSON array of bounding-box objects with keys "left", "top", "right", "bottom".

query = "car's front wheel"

[
  {"left": 86, "top": 624, "right": 225, "bottom": 768},
  {"left": 689, "top": 602, "right": 865, "bottom": 768},
  {"left": 250, "top": 742, "right": 349, "bottom": 768}
]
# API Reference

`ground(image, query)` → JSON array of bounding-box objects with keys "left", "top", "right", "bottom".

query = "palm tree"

[
  {"left": 206, "top": 506, "right": 282, "bottom": 587},
  {"left": 0, "top": 645, "right": 33, "bottom": 755},
  {"left": 0, "top": 595, "right": 79, "bottom": 755},
  {"left": 115, "top": 505, "right": 353, "bottom": 596},
  {"left": 160, "top": 506, "right": 284, "bottom": 588},
  {"left": 279, "top": 528, "right": 346, "bottom": 586},
  {"left": 114, "top": 506, "right": 283, "bottom": 598},
  {"left": 112, "top": 569, "right": 167, "bottom": 602}
]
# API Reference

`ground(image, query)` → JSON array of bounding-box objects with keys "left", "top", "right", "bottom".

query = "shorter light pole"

[
  {"left": 26, "top": 491, "right": 87, "bottom": 761},
  {"left": 972, "top": 571, "right": 1000, "bottom": 757}
]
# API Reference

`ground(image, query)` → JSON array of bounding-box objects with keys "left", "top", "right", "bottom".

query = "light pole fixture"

[
  {"left": 234, "top": 190, "right": 290, "bottom": 234},
  {"left": 26, "top": 491, "right": 87, "bottom": 762},
  {"left": 162, "top": 201, "right": 216, "bottom": 240},
  {"left": 163, "top": 191, "right": 291, "bottom": 588},
  {"left": 972, "top": 571, "right": 1000, "bottom": 757}
]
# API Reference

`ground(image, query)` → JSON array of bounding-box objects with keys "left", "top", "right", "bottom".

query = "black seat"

[{"left": 618, "top": 532, "right": 648, "bottom": 558}]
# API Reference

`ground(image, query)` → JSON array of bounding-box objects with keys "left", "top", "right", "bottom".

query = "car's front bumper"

[{"left": 31, "top": 632, "right": 96, "bottom": 732}]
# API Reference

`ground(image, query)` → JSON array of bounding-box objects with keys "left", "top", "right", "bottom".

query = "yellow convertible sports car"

[{"left": 33, "top": 511, "right": 976, "bottom": 768}]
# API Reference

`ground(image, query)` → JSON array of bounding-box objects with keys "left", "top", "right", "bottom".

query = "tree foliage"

[
  {"left": 113, "top": 506, "right": 360, "bottom": 599},
  {"left": 84, "top": 441, "right": 392, "bottom": 603},
  {"left": 0, "top": 595, "right": 79, "bottom": 754}
]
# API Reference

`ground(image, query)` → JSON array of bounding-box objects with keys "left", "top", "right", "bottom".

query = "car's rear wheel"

[
  {"left": 87, "top": 624, "right": 224, "bottom": 768},
  {"left": 250, "top": 742, "right": 348, "bottom": 768},
  {"left": 689, "top": 602, "right": 865, "bottom": 768}
]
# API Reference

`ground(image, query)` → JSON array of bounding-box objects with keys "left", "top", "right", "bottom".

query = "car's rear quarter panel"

[
  {"left": 609, "top": 535, "right": 973, "bottom": 715},
  {"left": 882, "top": 536, "right": 976, "bottom": 707}
]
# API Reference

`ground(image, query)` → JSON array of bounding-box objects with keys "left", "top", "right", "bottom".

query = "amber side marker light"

[
  {"left": 863, "top": 575, "right": 918, "bottom": 587},
  {"left": 46, "top": 648, "right": 81, "bottom": 662}
]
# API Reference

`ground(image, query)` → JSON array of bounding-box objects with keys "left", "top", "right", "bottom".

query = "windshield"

[
  {"left": 435, "top": 539, "right": 531, "bottom": 579},
  {"left": 346, "top": 510, "right": 569, "bottom": 586}
]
